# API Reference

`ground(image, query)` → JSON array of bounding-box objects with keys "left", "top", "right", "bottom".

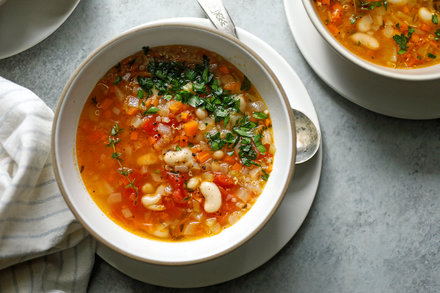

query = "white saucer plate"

[
  {"left": 0, "top": 0, "right": 80, "bottom": 59},
  {"left": 97, "top": 17, "right": 322, "bottom": 288},
  {"left": 284, "top": 0, "right": 440, "bottom": 120}
]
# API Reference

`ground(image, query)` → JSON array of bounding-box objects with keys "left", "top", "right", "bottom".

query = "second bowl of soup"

[
  {"left": 303, "top": 0, "right": 440, "bottom": 80},
  {"left": 52, "top": 21, "right": 295, "bottom": 265}
]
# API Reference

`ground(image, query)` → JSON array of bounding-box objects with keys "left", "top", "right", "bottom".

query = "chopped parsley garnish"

[
  {"left": 393, "top": 27, "right": 414, "bottom": 54},
  {"left": 252, "top": 112, "right": 268, "bottom": 119},
  {"left": 433, "top": 14, "right": 439, "bottom": 25},
  {"left": 428, "top": 53, "right": 437, "bottom": 59},
  {"left": 143, "top": 105, "right": 160, "bottom": 115},
  {"left": 137, "top": 89, "right": 144, "bottom": 99},
  {"left": 176, "top": 145, "right": 182, "bottom": 151},
  {"left": 261, "top": 170, "right": 269, "bottom": 181},
  {"left": 240, "top": 75, "right": 251, "bottom": 91},
  {"left": 435, "top": 29, "right": 440, "bottom": 41},
  {"left": 113, "top": 76, "right": 122, "bottom": 85}
]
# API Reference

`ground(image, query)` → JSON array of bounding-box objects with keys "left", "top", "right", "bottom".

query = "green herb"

[
  {"left": 433, "top": 14, "right": 439, "bottom": 25},
  {"left": 240, "top": 75, "right": 251, "bottom": 91},
  {"left": 435, "top": 29, "right": 440, "bottom": 41},
  {"left": 155, "top": 170, "right": 160, "bottom": 174},
  {"left": 142, "top": 46, "right": 150, "bottom": 55},
  {"left": 428, "top": 53, "right": 437, "bottom": 59},
  {"left": 252, "top": 112, "right": 268, "bottom": 119},
  {"left": 106, "top": 123, "right": 138, "bottom": 205},
  {"left": 396, "top": 23, "right": 400, "bottom": 30},
  {"left": 143, "top": 105, "right": 159, "bottom": 115},
  {"left": 176, "top": 145, "right": 182, "bottom": 151},
  {"left": 113, "top": 76, "right": 122, "bottom": 85},
  {"left": 137, "top": 89, "right": 144, "bottom": 99},
  {"left": 393, "top": 27, "right": 414, "bottom": 54},
  {"left": 227, "top": 151, "right": 235, "bottom": 156},
  {"left": 261, "top": 170, "right": 269, "bottom": 181}
]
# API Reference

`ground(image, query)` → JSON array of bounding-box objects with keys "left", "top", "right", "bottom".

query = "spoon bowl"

[{"left": 197, "top": 0, "right": 320, "bottom": 163}]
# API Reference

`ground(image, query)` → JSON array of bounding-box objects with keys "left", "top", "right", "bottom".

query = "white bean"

[
  {"left": 196, "top": 108, "right": 208, "bottom": 119},
  {"left": 387, "top": 0, "right": 407, "bottom": 5},
  {"left": 187, "top": 177, "right": 200, "bottom": 190},
  {"left": 142, "top": 183, "right": 154, "bottom": 194},
  {"left": 141, "top": 193, "right": 162, "bottom": 207},
  {"left": 350, "top": 32, "right": 380, "bottom": 50},
  {"left": 163, "top": 147, "right": 194, "bottom": 166},
  {"left": 200, "top": 182, "right": 222, "bottom": 213},
  {"left": 419, "top": 7, "right": 433, "bottom": 23},
  {"left": 357, "top": 15, "right": 373, "bottom": 32},
  {"left": 213, "top": 150, "right": 224, "bottom": 160}
]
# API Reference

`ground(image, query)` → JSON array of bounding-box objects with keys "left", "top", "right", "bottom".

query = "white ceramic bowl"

[
  {"left": 52, "top": 21, "right": 295, "bottom": 265},
  {"left": 302, "top": 0, "right": 440, "bottom": 81}
]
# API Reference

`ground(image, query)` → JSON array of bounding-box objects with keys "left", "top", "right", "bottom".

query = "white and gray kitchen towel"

[{"left": 0, "top": 77, "right": 95, "bottom": 292}]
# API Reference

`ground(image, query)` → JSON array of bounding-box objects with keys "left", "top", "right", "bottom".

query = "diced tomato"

[
  {"left": 142, "top": 115, "right": 158, "bottom": 135},
  {"left": 330, "top": 2, "right": 343, "bottom": 23},
  {"left": 164, "top": 171, "right": 189, "bottom": 205},
  {"left": 213, "top": 173, "right": 235, "bottom": 189}
]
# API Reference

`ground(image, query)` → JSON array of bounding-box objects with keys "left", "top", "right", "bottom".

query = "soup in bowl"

[
  {"left": 52, "top": 22, "right": 295, "bottom": 265},
  {"left": 303, "top": 0, "right": 440, "bottom": 80}
]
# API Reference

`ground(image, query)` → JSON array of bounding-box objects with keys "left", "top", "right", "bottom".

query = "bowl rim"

[
  {"left": 51, "top": 20, "right": 296, "bottom": 265},
  {"left": 301, "top": 0, "right": 440, "bottom": 81}
]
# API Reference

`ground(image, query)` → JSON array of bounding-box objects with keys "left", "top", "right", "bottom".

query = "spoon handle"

[{"left": 196, "top": 0, "right": 238, "bottom": 38}]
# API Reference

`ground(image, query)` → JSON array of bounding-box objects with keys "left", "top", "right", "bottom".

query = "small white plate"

[
  {"left": 0, "top": 0, "right": 80, "bottom": 59},
  {"left": 97, "top": 17, "right": 322, "bottom": 288},
  {"left": 284, "top": 0, "right": 440, "bottom": 120}
]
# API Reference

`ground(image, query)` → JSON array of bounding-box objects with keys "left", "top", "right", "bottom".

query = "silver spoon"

[{"left": 197, "top": 0, "right": 321, "bottom": 164}]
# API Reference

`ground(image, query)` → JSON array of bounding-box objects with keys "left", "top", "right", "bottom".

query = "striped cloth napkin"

[{"left": 0, "top": 77, "right": 95, "bottom": 292}]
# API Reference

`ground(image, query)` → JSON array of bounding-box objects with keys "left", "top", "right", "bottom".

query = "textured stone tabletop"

[{"left": 1, "top": 0, "right": 439, "bottom": 292}]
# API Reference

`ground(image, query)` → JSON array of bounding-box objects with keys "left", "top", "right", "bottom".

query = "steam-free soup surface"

[
  {"left": 314, "top": 0, "right": 440, "bottom": 68},
  {"left": 76, "top": 45, "right": 274, "bottom": 241}
]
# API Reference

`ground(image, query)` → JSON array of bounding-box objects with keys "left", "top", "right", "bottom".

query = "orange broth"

[
  {"left": 76, "top": 45, "right": 275, "bottom": 241},
  {"left": 313, "top": 0, "right": 440, "bottom": 68}
]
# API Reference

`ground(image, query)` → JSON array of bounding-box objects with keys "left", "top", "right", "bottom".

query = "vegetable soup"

[
  {"left": 76, "top": 45, "right": 275, "bottom": 241},
  {"left": 313, "top": 0, "right": 440, "bottom": 68}
]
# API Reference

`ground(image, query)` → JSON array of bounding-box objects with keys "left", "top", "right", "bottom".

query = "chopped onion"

[
  {"left": 130, "top": 116, "right": 143, "bottom": 128},
  {"left": 157, "top": 123, "right": 171, "bottom": 136},
  {"left": 249, "top": 101, "right": 265, "bottom": 112},
  {"left": 236, "top": 187, "right": 250, "bottom": 202},
  {"left": 183, "top": 221, "right": 200, "bottom": 236},
  {"left": 220, "top": 163, "right": 229, "bottom": 174},
  {"left": 127, "top": 96, "right": 139, "bottom": 108},
  {"left": 107, "top": 192, "right": 122, "bottom": 204},
  {"left": 175, "top": 165, "right": 189, "bottom": 173},
  {"left": 228, "top": 211, "right": 242, "bottom": 225},
  {"left": 151, "top": 173, "right": 161, "bottom": 182},
  {"left": 121, "top": 208, "right": 133, "bottom": 218},
  {"left": 112, "top": 107, "right": 121, "bottom": 115},
  {"left": 261, "top": 129, "right": 271, "bottom": 145}
]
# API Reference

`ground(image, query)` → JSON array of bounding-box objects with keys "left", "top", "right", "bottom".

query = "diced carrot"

[
  {"left": 148, "top": 136, "right": 156, "bottom": 146},
  {"left": 130, "top": 131, "right": 138, "bottom": 140},
  {"left": 180, "top": 111, "right": 189, "bottom": 121},
  {"left": 108, "top": 86, "right": 115, "bottom": 94},
  {"left": 402, "top": 5, "right": 409, "bottom": 14},
  {"left": 327, "top": 23, "right": 340, "bottom": 35},
  {"left": 232, "top": 162, "right": 242, "bottom": 171},
  {"left": 420, "top": 23, "right": 431, "bottom": 33},
  {"left": 179, "top": 135, "right": 189, "bottom": 147},
  {"left": 169, "top": 101, "right": 183, "bottom": 113},
  {"left": 265, "top": 118, "right": 271, "bottom": 127},
  {"left": 183, "top": 120, "right": 199, "bottom": 137},
  {"left": 223, "top": 82, "right": 240, "bottom": 92},
  {"left": 126, "top": 107, "right": 138, "bottom": 115},
  {"left": 223, "top": 154, "right": 236, "bottom": 164},
  {"left": 196, "top": 151, "right": 211, "bottom": 163},
  {"left": 218, "top": 65, "right": 230, "bottom": 74},
  {"left": 330, "top": 2, "right": 343, "bottom": 23},
  {"left": 267, "top": 164, "right": 273, "bottom": 172},
  {"left": 151, "top": 97, "right": 159, "bottom": 106}
]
